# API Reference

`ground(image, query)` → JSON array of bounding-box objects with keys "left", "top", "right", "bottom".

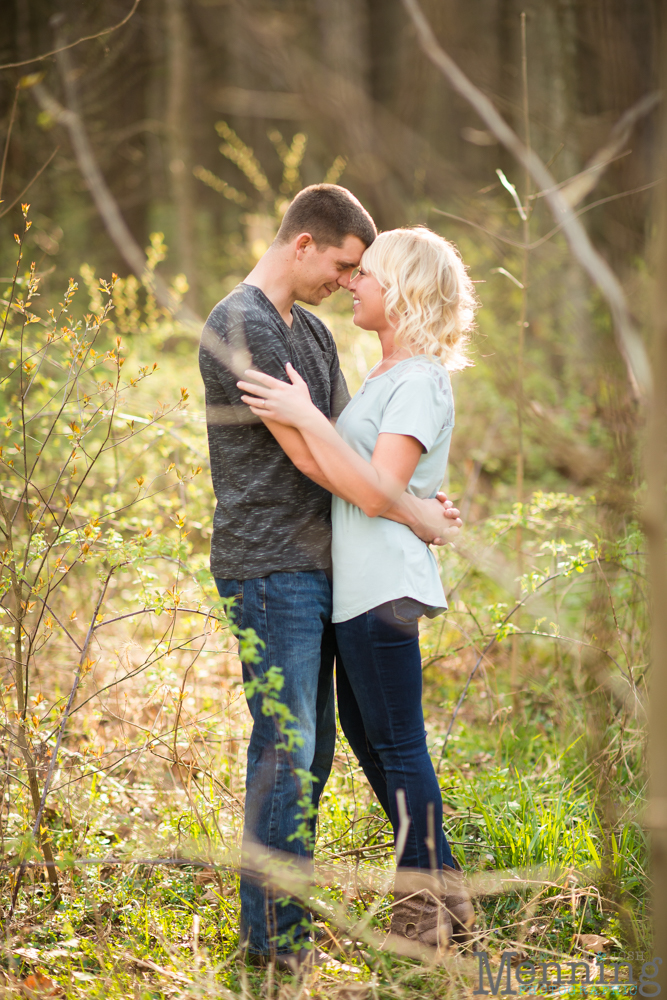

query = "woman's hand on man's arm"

[
  {"left": 238, "top": 364, "right": 462, "bottom": 540},
  {"left": 258, "top": 418, "right": 462, "bottom": 544}
]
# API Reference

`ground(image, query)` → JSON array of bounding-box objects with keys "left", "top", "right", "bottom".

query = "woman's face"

[{"left": 348, "top": 266, "right": 388, "bottom": 332}]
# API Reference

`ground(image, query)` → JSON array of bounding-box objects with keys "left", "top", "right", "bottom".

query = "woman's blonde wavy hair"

[{"left": 361, "top": 226, "right": 478, "bottom": 371}]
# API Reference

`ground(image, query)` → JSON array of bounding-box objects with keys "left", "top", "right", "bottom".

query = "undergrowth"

[{"left": 0, "top": 215, "right": 650, "bottom": 998}]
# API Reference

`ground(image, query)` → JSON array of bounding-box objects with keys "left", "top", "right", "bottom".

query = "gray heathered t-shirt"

[{"left": 199, "top": 283, "right": 350, "bottom": 580}]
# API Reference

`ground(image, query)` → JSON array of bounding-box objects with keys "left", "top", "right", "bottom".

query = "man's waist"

[{"left": 211, "top": 548, "right": 332, "bottom": 580}]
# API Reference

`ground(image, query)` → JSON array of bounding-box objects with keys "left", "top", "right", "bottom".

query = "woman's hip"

[{"left": 335, "top": 599, "right": 426, "bottom": 743}]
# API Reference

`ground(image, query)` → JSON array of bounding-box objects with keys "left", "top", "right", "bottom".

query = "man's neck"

[{"left": 244, "top": 247, "right": 296, "bottom": 327}]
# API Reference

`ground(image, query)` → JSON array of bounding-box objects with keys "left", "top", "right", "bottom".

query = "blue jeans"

[
  {"left": 215, "top": 571, "right": 336, "bottom": 956},
  {"left": 335, "top": 599, "right": 455, "bottom": 871}
]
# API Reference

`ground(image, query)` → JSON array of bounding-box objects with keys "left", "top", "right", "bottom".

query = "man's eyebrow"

[{"left": 336, "top": 259, "right": 359, "bottom": 270}]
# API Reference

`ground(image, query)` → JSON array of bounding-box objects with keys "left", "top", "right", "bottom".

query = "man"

[{"left": 199, "top": 184, "right": 461, "bottom": 968}]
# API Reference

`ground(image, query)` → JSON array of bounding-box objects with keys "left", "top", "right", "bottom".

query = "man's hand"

[{"left": 412, "top": 492, "right": 462, "bottom": 545}]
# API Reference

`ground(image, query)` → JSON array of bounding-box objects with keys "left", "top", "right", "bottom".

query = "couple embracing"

[{"left": 199, "top": 184, "right": 477, "bottom": 970}]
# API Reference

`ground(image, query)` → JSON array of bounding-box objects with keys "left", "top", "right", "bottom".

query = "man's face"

[{"left": 293, "top": 234, "right": 367, "bottom": 305}]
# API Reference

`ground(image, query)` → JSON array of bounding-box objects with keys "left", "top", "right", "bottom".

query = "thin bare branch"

[
  {"left": 31, "top": 79, "right": 201, "bottom": 336},
  {"left": 5, "top": 568, "right": 115, "bottom": 925},
  {"left": 0, "top": 0, "right": 141, "bottom": 72},
  {"left": 0, "top": 146, "right": 59, "bottom": 220},
  {"left": 430, "top": 179, "right": 659, "bottom": 253},
  {"left": 558, "top": 90, "right": 661, "bottom": 207},
  {"left": 0, "top": 85, "right": 19, "bottom": 201},
  {"left": 402, "top": 0, "right": 654, "bottom": 401}
]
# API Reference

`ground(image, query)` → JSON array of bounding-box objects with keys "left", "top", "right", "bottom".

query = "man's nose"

[{"left": 337, "top": 271, "right": 353, "bottom": 289}]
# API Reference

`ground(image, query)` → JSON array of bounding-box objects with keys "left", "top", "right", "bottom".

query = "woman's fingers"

[
  {"left": 241, "top": 368, "right": 281, "bottom": 387},
  {"left": 285, "top": 362, "right": 306, "bottom": 385},
  {"left": 237, "top": 379, "right": 271, "bottom": 398}
]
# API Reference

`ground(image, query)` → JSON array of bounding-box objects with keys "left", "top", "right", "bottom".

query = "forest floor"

[{"left": 1, "top": 633, "right": 648, "bottom": 999}]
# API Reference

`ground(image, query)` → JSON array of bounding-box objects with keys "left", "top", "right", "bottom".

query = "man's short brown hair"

[{"left": 275, "top": 184, "right": 376, "bottom": 249}]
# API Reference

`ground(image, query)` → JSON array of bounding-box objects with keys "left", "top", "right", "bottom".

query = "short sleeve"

[
  {"left": 202, "top": 312, "right": 291, "bottom": 407},
  {"left": 378, "top": 371, "right": 454, "bottom": 453}
]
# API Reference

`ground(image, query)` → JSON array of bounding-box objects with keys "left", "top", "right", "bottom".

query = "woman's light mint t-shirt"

[{"left": 331, "top": 355, "right": 454, "bottom": 623}]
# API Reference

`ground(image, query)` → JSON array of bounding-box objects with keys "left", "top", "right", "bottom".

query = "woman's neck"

[
  {"left": 364, "top": 326, "right": 413, "bottom": 380},
  {"left": 377, "top": 326, "right": 412, "bottom": 364}
]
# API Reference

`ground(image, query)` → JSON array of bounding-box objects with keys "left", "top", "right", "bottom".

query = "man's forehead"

[{"left": 329, "top": 235, "right": 366, "bottom": 267}]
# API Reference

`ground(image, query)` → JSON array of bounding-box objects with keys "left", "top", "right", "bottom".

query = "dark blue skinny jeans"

[
  {"left": 335, "top": 599, "right": 455, "bottom": 871},
  {"left": 215, "top": 571, "right": 336, "bottom": 957}
]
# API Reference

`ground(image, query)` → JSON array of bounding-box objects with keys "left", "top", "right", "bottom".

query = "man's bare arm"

[{"left": 263, "top": 418, "right": 460, "bottom": 544}]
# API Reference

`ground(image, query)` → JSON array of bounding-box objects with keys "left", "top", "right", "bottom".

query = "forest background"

[{"left": 0, "top": 1, "right": 666, "bottom": 998}]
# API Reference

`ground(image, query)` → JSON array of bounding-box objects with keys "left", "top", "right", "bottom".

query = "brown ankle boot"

[
  {"left": 443, "top": 864, "right": 475, "bottom": 944},
  {"left": 389, "top": 871, "right": 453, "bottom": 950}
]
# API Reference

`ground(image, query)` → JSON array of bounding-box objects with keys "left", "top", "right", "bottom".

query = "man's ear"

[{"left": 294, "top": 233, "right": 315, "bottom": 258}]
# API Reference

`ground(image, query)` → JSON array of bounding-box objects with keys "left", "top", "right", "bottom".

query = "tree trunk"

[
  {"left": 646, "top": 18, "right": 667, "bottom": 985},
  {"left": 315, "top": 0, "right": 405, "bottom": 226},
  {"left": 165, "top": 0, "right": 197, "bottom": 306},
  {"left": 145, "top": 0, "right": 167, "bottom": 208}
]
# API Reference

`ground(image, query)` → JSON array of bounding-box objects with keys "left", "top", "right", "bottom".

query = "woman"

[{"left": 237, "top": 226, "right": 477, "bottom": 949}]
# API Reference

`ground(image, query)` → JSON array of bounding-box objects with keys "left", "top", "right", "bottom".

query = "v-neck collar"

[{"left": 240, "top": 282, "right": 298, "bottom": 335}]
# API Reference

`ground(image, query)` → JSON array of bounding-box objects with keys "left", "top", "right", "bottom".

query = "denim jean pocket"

[
  {"left": 391, "top": 597, "right": 427, "bottom": 624},
  {"left": 214, "top": 578, "right": 243, "bottom": 624}
]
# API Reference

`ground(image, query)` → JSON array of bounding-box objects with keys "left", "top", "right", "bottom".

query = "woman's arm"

[
  {"left": 262, "top": 416, "right": 460, "bottom": 542},
  {"left": 238, "top": 364, "right": 460, "bottom": 532},
  {"left": 239, "top": 365, "right": 416, "bottom": 514}
]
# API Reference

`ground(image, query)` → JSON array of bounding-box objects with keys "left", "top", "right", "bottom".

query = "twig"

[
  {"left": 0, "top": 147, "right": 60, "bottom": 220},
  {"left": 5, "top": 568, "right": 116, "bottom": 926},
  {"left": 28, "top": 38, "right": 274, "bottom": 386},
  {"left": 0, "top": 0, "right": 141, "bottom": 71},
  {"left": 0, "top": 85, "right": 19, "bottom": 201},
  {"left": 0, "top": 856, "right": 234, "bottom": 873},
  {"left": 440, "top": 632, "right": 498, "bottom": 758},
  {"left": 429, "top": 208, "right": 526, "bottom": 248},
  {"left": 595, "top": 558, "right": 634, "bottom": 682},
  {"left": 431, "top": 179, "right": 661, "bottom": 254},
  {"left": 438, "top": 561, "right": 603, "bottom": 757},
  {"left": 531, "top": 149, "right": 632, "bottom": 200},
  {"left": 556, "top": 90, "right": 661, "bottom": 208},
  {"left": 117, "top": 953, "right": 191, "bottom": 985},
  {"left": 31, "top": 69, "right": 200, "bottom": 333},
  {"left": 30, "top": 594, "right": 82, "bottom": 652},
  {"left": 326, "top": 840, "right": 395, "bottom": 860},
  {"left": 92, "top": 605, "right": 227, "bottom": 631}
]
